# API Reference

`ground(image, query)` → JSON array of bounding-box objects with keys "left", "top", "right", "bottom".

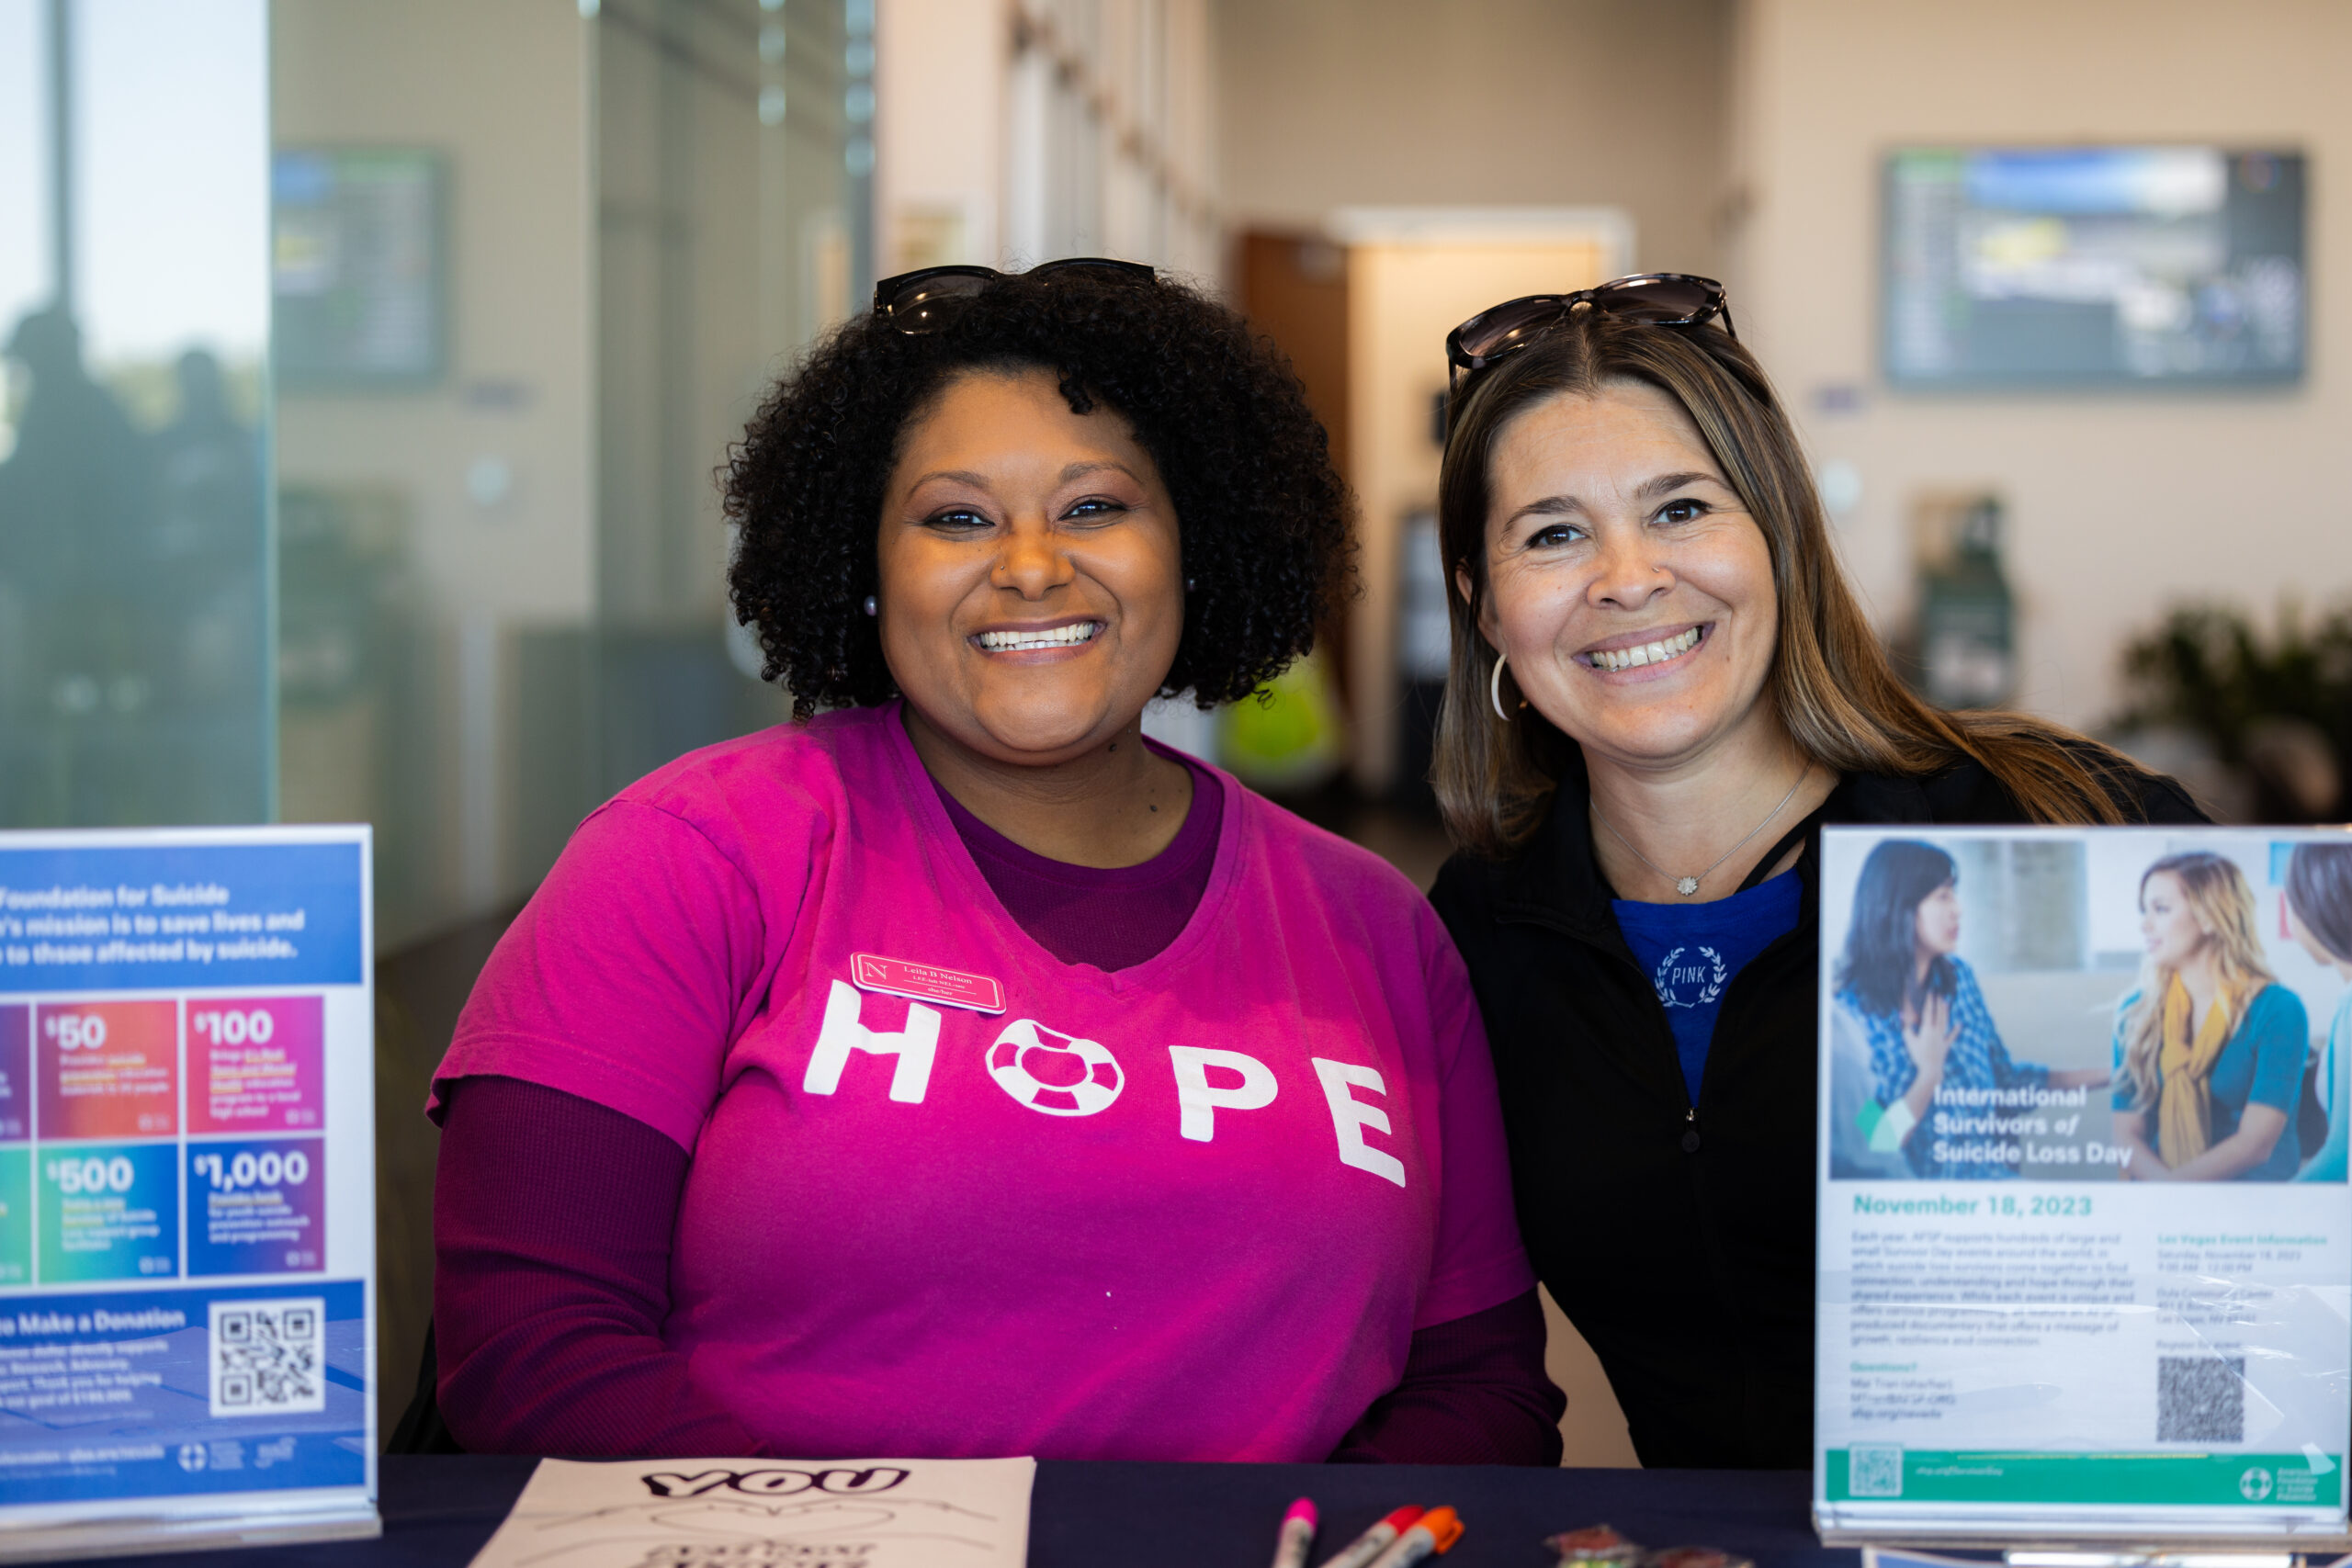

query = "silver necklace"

[{"left": 1590, "top": 763, "right": 1814, "bottom": 897}]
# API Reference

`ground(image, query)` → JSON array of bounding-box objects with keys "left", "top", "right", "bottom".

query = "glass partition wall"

[
  {"left": 0, "top": 0, "right": 883, "bottom": 1431},
  {"left": 0, "top": 0, "right": 274, "bottom": 829},
  {"left": 271, "top": 0, "right": 867, "bottom": 951},
  {"left": 4, "top": 0, "right": 863, "bottom": 921}
]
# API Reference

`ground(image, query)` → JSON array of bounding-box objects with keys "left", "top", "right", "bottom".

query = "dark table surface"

[{"left": 54, "top": 1457, "right": 1857, "bottom": 1568}]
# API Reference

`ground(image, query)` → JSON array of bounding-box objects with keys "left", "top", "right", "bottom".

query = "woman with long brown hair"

[
  {"left": 2112, "top": 852, "right": 2307, "bottom": 1182},
  {"left": 1423, "top": 276, "right": 2206, "bottom": 1468}
]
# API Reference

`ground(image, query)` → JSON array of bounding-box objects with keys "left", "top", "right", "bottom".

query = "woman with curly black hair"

[{"left": 424, "top": 261, "right": 1561, "bottom": 1464}]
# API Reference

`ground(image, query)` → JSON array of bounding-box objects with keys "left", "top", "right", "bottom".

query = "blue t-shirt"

[
  {"left": 2110, "top": 982, "right": 2310, "bottom": 1181},
  {"left": 1613, "top": 872, "right": 1804, "bottom": 1103}
]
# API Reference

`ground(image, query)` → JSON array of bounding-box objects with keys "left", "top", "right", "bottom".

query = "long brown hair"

[
  {"left": 1432, "top": 308, "right": 2154, "bottom": 857},
  {"left": 2116, "top": 852, "right": 2277, "bottom": 1110}
]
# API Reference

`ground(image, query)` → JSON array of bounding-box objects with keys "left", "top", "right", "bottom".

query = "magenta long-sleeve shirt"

[{"left": 432, "top": 708, "right": 1560, "bottom": 1461}]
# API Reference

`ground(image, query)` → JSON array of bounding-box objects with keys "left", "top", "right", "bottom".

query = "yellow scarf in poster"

[{"left": 2157, "top": 973, "right": 2235, "bottom": 1169}]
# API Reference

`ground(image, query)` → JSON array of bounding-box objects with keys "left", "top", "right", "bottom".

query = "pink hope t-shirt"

[{"left": 434, "top": 704, "right": 1532, "bottom": 1462}]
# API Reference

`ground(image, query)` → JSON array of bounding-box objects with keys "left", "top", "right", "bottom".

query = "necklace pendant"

[{"left": 1676, "top": 876, "right": 1701, "bottom": 897}]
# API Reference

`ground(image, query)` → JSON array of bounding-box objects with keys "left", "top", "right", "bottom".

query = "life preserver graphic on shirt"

[
  {"left": 987, "top": 1019, "right": 1124, "bottom": 1116},
  {"left": 1652, "top": 945, "right": 1728, "bottom": 1010}
]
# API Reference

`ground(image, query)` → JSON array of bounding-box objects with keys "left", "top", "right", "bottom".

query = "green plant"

[{"left": 2113, "top": 601, "right": 2352, "bottom": 769}]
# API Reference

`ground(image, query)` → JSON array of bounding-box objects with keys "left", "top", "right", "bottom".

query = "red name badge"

[{"left": 850, "top": 953, "right": 1006, "bottom": 1015}]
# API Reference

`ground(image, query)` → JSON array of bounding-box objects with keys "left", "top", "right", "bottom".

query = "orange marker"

[{"left": 1363, "top": 1506, "right": 1464, "bottom": 1568}]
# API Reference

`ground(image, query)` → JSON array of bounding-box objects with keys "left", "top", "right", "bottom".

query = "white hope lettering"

[
  {"left": 1309, "top": 1058, "right": 1406, "bottom": 1187},
  {"left": 1166, "top": 1046, "right": 1278, "bottom": 1141},
  {"left": 801, "top": 980, "right": 939, "bottom": 1103}
]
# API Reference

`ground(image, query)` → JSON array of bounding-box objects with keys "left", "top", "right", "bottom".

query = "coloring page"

[{"left": 468, "top": 1456, "right": 1035, "bottom": 1568}]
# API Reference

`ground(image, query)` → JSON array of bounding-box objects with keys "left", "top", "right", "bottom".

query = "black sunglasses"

[
  {"left": 1444, "top": 273, "right": 1735, "bottom": 400},
  {"left": 872, "top": 257, "right": 1158, "bottom": 334}
]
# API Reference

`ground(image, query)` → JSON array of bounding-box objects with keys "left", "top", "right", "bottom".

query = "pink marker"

[{"left": 1271, "top": 1497, "right": 1317, "bottom": 1568}]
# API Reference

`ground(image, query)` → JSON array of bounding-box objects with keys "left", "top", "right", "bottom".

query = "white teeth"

[
  {"left": 1589, "top": 626, "right": 1702, "bottom": 672},
  {"left": 977, "top": 623, "right": 1102, "bottom": 652}
]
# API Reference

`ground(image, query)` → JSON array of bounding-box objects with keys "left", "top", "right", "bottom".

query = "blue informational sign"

[
  {"left": 0, "top": 828, "right": 376, "bottom": 1555},
  {"left": 0, "top": 840, "right": 363, "bottom": 994},
  {"left": 0, "top": 1281, "right": 366, "bottom": 1506}
]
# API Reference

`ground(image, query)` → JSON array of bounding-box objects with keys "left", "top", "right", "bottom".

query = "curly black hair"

[{"left": 723, "top": 268, "right": 1351, "bottom": 719}]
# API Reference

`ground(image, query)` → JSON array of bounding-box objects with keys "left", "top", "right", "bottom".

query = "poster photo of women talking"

[{"left": 1821, "top": 829, "right": 2352, "bottom": 1186}]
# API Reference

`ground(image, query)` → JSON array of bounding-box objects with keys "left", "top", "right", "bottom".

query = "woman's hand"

[
  {"left": 2164, "top": 1104, "right": 2290, "bottom": 1181},
  {"left": 1899, "top": 993, "right": 1956, "bottom": 1124},
  {"left": 2113, "top": 1110, "right": 2164, "bottom": 1180}
]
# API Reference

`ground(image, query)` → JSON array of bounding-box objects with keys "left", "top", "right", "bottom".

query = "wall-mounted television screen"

[
  {"left": 273, "top": 148, "right": 446, "bottom": 388},
  {"left": 1883, "top": 146, "right": 2304, "bottom": 389}
]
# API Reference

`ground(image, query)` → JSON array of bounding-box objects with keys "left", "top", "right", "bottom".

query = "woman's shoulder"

[
  {"left": 611, "top": 707, "right": 879, "bottom": 818},
  {"left": 1843, "top": 740, "right": 2207, "bottom": 827},
  {"left": 1425, "top": 790, "right": 1572, "bottom": 923},
  {"left": 2244, "top": 980, "right": 2312, "bottom": 1033},
  {"left": 1237, "top": 780, "right": 1431, "bottom": 917},
  {"left": 1428, "top": 844, "right": 1502, "bottom": 923},
  {"left": 2107, "top": 982, "right": 2156, "bottom": 1038},
  {"left": 573, "top": 707, "right": 890, "bottom": 882},
  {"left": 1832, "top": 987, "right": 1892, "bottom": 1034}
]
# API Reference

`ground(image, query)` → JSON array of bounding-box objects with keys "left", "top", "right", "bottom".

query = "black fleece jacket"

[{"left": 1428, "top": 750, "right": 2205, "bottom": 1469}]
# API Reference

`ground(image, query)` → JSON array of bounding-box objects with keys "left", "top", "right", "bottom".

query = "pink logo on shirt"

[{"left": 988, "top": 1019, "right": 1123, "bottom": 1116}]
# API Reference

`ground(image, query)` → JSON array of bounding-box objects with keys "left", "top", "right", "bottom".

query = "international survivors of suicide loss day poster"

[
  {"left": 1814, "top": 826, "right": 2352, "bottom": 1540},
  {"left": 0, "top": 829, "right": 373, "bottom": 1543}
]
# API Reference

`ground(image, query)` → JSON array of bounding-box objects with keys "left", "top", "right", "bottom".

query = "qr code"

[
  {"left": 2157, "top": 1354, "right": 2245, "bottom": 1442},
  {"left": 1849, "top": 1444, "right": 1903, "bottom": 1496},
  {"left": 209, "top": 1299, "right": 325, "bottom": 1418}
]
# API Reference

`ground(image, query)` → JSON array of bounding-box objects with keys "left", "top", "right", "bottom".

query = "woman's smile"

[
  {"left": 973, "top": 616, "right": 1106, "bottom": 656},
  {"left": 1576, "top": 622, "right": 1710, "bottom": 678}
]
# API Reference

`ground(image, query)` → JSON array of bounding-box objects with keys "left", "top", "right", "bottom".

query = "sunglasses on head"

[
  {"left": 872, "top": 257, "right": 1158, "bottom": 334},
  {"left": 1444, "top": 273, "right": 1735, "bottom": 402}
]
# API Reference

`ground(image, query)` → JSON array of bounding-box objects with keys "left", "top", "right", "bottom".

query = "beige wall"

[
  {"left": 273, "top": 1, "right": 596, "bottom": 628},
  {"left": 1217, "top": 0, "right": 1733, "bottom": 276},
  {"left": 876, "top": 0, "right": 1222, "bottom": 280},
  {"left": 1730, "top": 0, "right": 2352, "bottom": 732},
  {"left": 875, "top": 0, "right": 1007, "bottom": 272}
]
